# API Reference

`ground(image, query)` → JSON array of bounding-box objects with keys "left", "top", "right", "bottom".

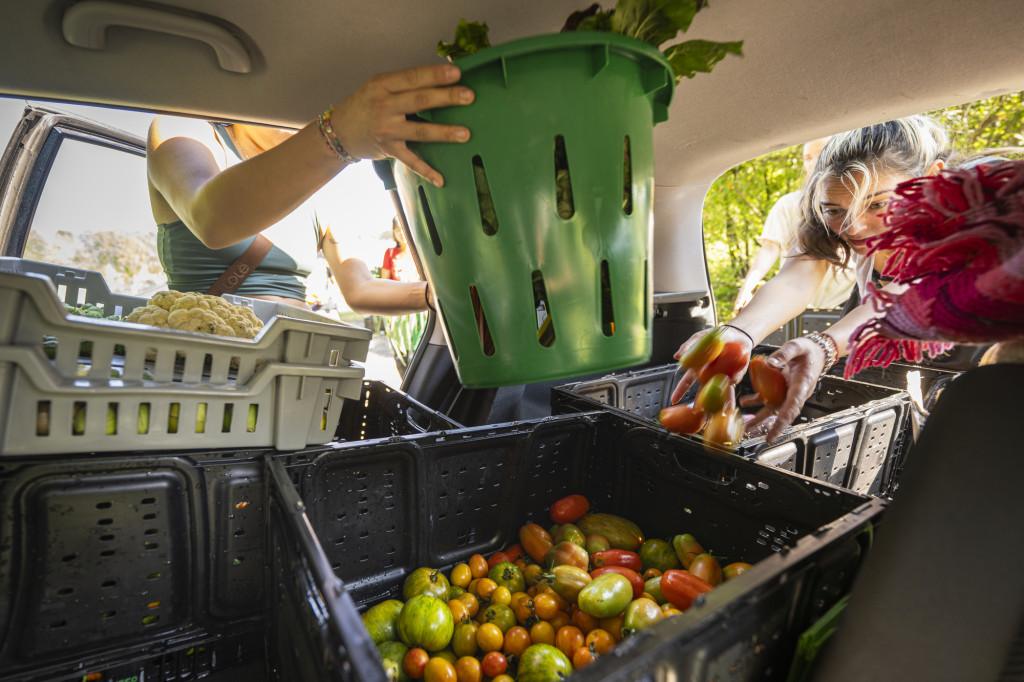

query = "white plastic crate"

[{"left": 0, "top": 260, "right": 373, "bottom": 454}]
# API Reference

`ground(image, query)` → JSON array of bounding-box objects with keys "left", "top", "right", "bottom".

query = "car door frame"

[{"left": 0, "top": 103, "right": 146, "bottom": 258}]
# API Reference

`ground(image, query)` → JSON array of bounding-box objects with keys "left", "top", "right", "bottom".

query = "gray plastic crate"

[
  {"left": 552, "top": 362, "right": 911, "bottom": 497},
  {"left": 0, "top": 260, "right": 372, "bottom": 453}
]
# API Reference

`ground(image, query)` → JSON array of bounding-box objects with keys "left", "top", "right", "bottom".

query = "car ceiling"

[{"left": 3, "top": 0, "right": 1024, "bottom": 191}]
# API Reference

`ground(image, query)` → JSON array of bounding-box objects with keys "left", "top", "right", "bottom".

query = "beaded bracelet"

[
  {"left": 805, "top": 331, "right": 839, "bottom": 374},
  {"left": 316, "top": 106, "right": 359, "bottom": 165}
]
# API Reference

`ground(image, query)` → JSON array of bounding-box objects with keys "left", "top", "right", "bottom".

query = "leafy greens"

[{"left": 437, "top": 0, "right": 742, "bottom": 83}]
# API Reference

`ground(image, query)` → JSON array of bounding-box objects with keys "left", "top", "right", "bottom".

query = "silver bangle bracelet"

[{"left": 805, "top": 331, "right": 838, "bottom": 374}]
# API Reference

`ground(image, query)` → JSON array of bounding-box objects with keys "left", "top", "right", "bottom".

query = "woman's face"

[{"left": 819, "top": 169, "right": 913, "bottom": 256}]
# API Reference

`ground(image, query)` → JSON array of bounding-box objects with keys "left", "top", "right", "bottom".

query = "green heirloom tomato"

[
  {"left": 553, "top": 523, "right": 586, "bottom": 548},
  {"left": 639, "top": 538, "right": 681, "bottom": 573},
  {"left": 488, "top": 561, "right": 526, "bottom": 594},
  {"left": 479, "top": 603, "right": 517, "bottom": 634},
  {"left": 516, "top": 644, "right": 573, "bottom": 682},
  {"left": 403, "top": 567, "right": 450, "bottom": 600},
  {"left": 623, "top": 598, "right": 664, "bottom": 635},
  {"left": 376, "top": 641, "right": 411, "bottom": 682},
  {"left": 362, "top": 598, "right": 404, "bottom": 644},
  {"left": 577, "top": 572, "right": 633, "bottom": 618},
  {"left": 396, "top": 595, "right": 454, "bottom": 652},
  {"left": 643, "top": 575, "right": 667, "bottom": 604}
]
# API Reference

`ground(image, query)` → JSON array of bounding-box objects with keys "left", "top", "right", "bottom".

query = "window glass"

[{"left": 24, "top": 137, "right": 167, "bottom": 297}]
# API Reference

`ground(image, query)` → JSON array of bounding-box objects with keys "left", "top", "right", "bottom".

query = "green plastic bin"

[{"left": 393, "top": 32, "right": 674, "bottom": 388}]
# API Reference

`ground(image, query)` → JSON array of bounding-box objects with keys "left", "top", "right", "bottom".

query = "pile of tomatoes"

[
  {"left": 658, "top": 327, "right": 788, "bottom": 449},
  {"left": 362, "top": 494, "right": 752, "bottom": 682}
]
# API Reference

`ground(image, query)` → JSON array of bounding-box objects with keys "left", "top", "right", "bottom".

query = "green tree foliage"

[{"left": 702, "top": 92, "right": 1024, "bottom": 322}]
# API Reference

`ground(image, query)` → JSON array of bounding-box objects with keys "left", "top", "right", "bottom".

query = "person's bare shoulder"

[{"left": 148, "top": 115, "right": 221, "bottom": 157}]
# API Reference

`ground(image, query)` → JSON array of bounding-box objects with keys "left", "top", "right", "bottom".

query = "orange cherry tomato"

[
  {"left": 549, "top": 494, "right": 590, "bottom": 524},
  {"left": 480, "top": 651, "right": 507, "bottom": 678},
  {"left": 532, "top": 593, "right": 560, "bottom": 621},
  {"left": 502, "top": 625, "right": 531, "bottom": 658},
  {"left": 534, "top": 584, "right": 570, "bottom": 612},
  {"left": 658, "top": 403, "right": 706, "bottom": 435},
  {"left": 555, "top": 625, "right": 585, "bottom": 659},
  {"left": 642, "top": 568, "right": 663, "bottom": 580},
  {"left": 749, "top": 355, "right": 788, "bottom": 407},
  {"left": 492, "top": 676, "right": 514, "bottom": 682},
  {"left": 450, "top": 563, "right": 473, "bottom": 589},
  {"left": 599, "top": 615, "right": 625, "bottom": 641},
  {"left": 573, "top": 645, "right": 597, "bottom": 669},
  {"left": 529, "top": 620, "right": 556, "bottom": 646},
  {"left": 468, "top": 554, "right": 489, "bottom": 580},
  {"left": 448, "top": 599, "right": 470, "bottom": 624},
  {"left": 490, "top": 585, "right": 512, "bottom": 607},
  {"left": 723, "top": 562, "right": 753, "bottom": 580},
  {"left": 454, "top": 656, "right": 482, "bottom": 682},
  {"left": 547, "top": 610, "right": 571, "bottom": 631},
  {"left": 404, "top": 648, "right": 430, "bottom": 680},
  {"left": 476, "top": 623, "right": 504, "bottom": 653},
  {"left": 424, "top": 657, "right": 457, "bottom": 682},
  {"left": 571, "top": 605, "right": 599, "bottom": 634},
  {"left": 584, "top": 628, "right": 615, "bottom": 655},
  {"left": 519, "top": 523, "right": 554, "bottom": 564},
  {"left": 473, "top": 578, "right": 498, "bottom": 603},
  {"left": 697, "top": 341, "right": 749, "bottom": 384},
  {"left": 456, "top": 592, "right": 479, "bottom": 618}
]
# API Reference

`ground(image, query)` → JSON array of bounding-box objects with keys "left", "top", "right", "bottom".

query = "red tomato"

[
  {"left": 590, "top": 550, "right": 642, "bottom": 572},
  {"left": 695, "top": 373, "right": 733, "bottom": 414},
  {"left": 590, "top": 566, "right": 644, "bottom": 599},
  {"left": 479, "top": 651, "right": 507, "bottom": 678},
  {"left": 679, "top": 327, "right": 726, "bottom": 370},
  {"left": 549, "top": 494, "right": 590, "bottom": 524},
  {"left": 698, "top": 342, "right": 749, "bottom": 384},
  {"left": 657, "top": 403, "right": 706, "bottom": 435},
  {"left": 404, "top": 648, "right": 430, "bottom": 680},
  {"left": 703, "top": 408, "right": 745, "bottom": 450},
  {"left": 749, "top": 355, "right": 787, "bottom": 407},
  {"left": 503, "top": 544, "right": 525, "bottom": 563},
  {"left": 487, "top": 552, "right": 513, "bottom": 570},
  {"left": 660, "top": 569, "right": 714, "bottom": 611}
]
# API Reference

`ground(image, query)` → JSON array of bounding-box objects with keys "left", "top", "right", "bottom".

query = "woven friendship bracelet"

[
  {"left": 805, "top": 331, "right": 839, "bottom": 375},
  {"left": 316, "top": 106, "right": 359, "bottom": 165}
]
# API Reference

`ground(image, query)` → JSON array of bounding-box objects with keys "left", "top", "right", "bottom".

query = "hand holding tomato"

[
  {"left": 740, "top": 338, "right": 828, "bottom": 444},
  {"left": 671, "top": 326, "right": 754, "bottom": 405}
]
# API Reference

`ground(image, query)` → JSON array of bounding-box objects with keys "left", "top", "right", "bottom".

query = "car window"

[{"left": 23, "top": 135, "right": 167, "bottom": 297}]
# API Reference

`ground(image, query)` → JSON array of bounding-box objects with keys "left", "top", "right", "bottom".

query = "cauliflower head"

[{"left": 125, "top": 291, "right": 265, "bottom": 338}]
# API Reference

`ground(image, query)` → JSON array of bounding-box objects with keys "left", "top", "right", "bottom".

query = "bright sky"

[{"left": 0, "top": 96, "right": 400, "bottom": 265}]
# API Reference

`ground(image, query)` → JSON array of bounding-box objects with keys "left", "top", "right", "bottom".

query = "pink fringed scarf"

[{"left": 845, "top": 160, "right": 1024, "bottom": 379}]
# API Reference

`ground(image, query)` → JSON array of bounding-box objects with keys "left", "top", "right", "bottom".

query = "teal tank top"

[{"left": 156, "top": 123, "right": 320, "bottom": 300}]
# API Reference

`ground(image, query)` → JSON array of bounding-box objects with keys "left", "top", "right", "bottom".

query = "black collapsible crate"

[
  {"left": 266, "top": 410, "right": 886, "bottom": 682},
  {"left": 0, "top": 379, "right": 462, "bottom": 682},
  {"left": 551, "top": 361, "right": 912, "bottom": 497}
]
